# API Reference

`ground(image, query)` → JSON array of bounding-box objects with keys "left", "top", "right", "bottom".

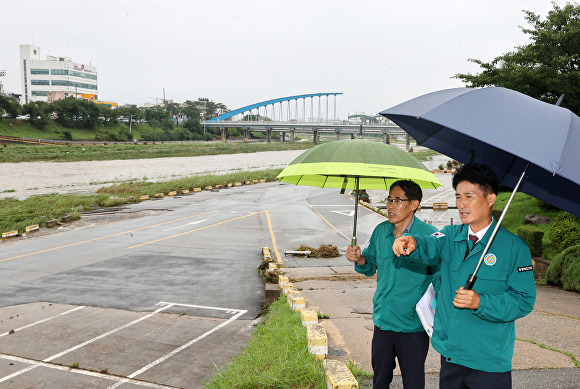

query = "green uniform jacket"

[
  {"left": 355, "top": 216, "right": 438, "bottom": 333},
  {"left": 407, "top": 217, "right": 536, "bottom": 372}
]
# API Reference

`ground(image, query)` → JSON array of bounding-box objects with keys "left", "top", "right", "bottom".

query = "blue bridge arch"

[{"left": 206, "top": 92, "right": 343, "bottom": 123}]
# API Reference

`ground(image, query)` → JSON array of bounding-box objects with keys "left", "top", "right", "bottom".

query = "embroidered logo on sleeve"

[
  {"left": 431, "top": 232, "right": 445, "bottom": 238},
  {"left": 518, "top": 265, "right": 533, "bottom": 272}
]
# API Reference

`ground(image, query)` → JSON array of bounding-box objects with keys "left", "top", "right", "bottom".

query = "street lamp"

[{"left": 129, "top": 115, "right": 134, "bottom": 135}]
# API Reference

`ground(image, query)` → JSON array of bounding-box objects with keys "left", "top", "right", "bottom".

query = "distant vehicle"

[
  {"left": 1, "top": 113, "right": 10, "bottom": 118},
  {"left": 16, "top": 114, "right": 30, "bottom": 120}
]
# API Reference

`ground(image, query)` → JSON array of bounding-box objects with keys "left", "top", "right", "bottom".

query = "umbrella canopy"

[
  {"left": 277, "top": 139, "right": 442, "bottom": 190},
  {"left": 277, "top": 139, "right": 441, "bottom": 246},
  {"left": 380, "top": 86, "right": 580, "bottom": 217},
  {"left": 380, "top": 86, "right": 580, "bottom": 289}
]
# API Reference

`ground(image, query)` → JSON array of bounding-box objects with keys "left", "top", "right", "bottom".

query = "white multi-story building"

[{"left": 20, "top": 44, "right": 98, "bottom": 104}]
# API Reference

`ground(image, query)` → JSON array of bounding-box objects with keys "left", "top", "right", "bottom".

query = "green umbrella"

[{"left": 277, "top": 139, "right": 441, "bottom": 246}]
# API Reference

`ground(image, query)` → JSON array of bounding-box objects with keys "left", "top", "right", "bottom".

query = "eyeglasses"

[{"left": 386, "top": 198, "right": 410, "bottom": 205}]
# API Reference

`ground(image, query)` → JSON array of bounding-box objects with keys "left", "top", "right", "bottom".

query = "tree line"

[{"left": 0, "top": 95, "right": 236, "bottom": 141}]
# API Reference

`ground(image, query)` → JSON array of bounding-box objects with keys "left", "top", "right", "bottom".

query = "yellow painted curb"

[
  {"left": 324, "top": 360, "right": 358, "bottom": 389},
  {"left": 139, "top": 195, "right": 150, "bottom": 201},
  {"left": 244, "top": 180, "right": 251, "bottom": 185},
  {"left": 168, "top": 191, "right": 177, "bottom": 196},
  {"left": 289, "top": 293, "right": 305, "bottom": 311},
  {"left": 307, "top": 324, "right": 328, "bottom": 360},
  {"left": 234, "top": 182, "right": 242, "bottom": 187},
  {"left": 205, "top": 186, "right": 213, "bottom": 190},
  {"left": 25, "top": 224, "right": 40, "bottom": 233},
  {"left": 193, "top": 187, "right": 202, "bottom": 192},
  {"left": 433, "top": 202, "right": 448, "bottom": 209},
  {"left": 227, "top": 183, "right": 233, "bottom": 187},
  {"left": 278, "top": 275, "right": 289, "bottom": 289},
  {"left": 301, "top": 308, "right": 318, "bottom": 326},
  {"left": 181, "top": 189, "right": 190, "bottom": 194},
  {"left": 282, "top": 282, "right": 294, "bottom": 294},
  {"left": 215, "top": 184, "right": 222, "bottom": 189},
  {"left": 2, "top": 230, "right": 19, "bottom": 239},
  {"left": 268, "top": 262, "right": 278, "bottom": 270},
  {"left": 154, "top": 193, "right": 165, "bottom": 198},
  {"left": 259, "top": 178, "right": 266, "bottom": 183},
  {"left": 252, "top": 179, "right": 258, "bottom": 184}
]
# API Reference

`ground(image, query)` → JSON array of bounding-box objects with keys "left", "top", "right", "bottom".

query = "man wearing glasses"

[{"left": 346, "top": 179, "right": 438, "bottom": 389}]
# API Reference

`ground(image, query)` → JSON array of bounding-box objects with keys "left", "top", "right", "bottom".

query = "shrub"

[
  {"left": 537, "top": 198, "right": 559, "bottom": 211},
  {"left": 446, "top": 160, "right": 453, "bottom": 169},
  {"left": 549, "top": 213, "right": 580, "bottom": 252},
  {"left": 517, "top": 225, "right": 544, "bottom": 257},
  {"left": 547, "top": 244, "right": 580, "bottom": 292},
  {"left": 438, "top": 164, "right": 445, "bottom": 170}
]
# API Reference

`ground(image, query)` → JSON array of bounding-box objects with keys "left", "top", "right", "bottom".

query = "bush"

[
  {"left": 438, "top": 164, "right": 445, "bottom": 170},
  {"left": 537, "top": 198, "right": 560, "bottom": 211},
  {"left": 446, "top": 160, "right": 453, "bottom": 169},
  {"left": 547, "top": 244, "right": 580, "bottom": 292},
  {"left": 517, "top": 225, "right": 544, "bottom": 257},
  {"left": 549, "top": 213, "right": 580, "bottom": 252}
]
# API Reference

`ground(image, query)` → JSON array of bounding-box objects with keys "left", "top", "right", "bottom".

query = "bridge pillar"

[
  {"left": 383, "top": 130, "right": 390, "bottom": 144},
  {"left": 359, "top": 124, "right": 363, "bottom": 138},
  {"left": 266, "top": 129, "right": 272, "bottom": 143},
  {"left": 313, "top": 129, "right": 319, "bottom": 144},
  {"left": 290, "top": 129, "right": 295, "bottom": 142},
  {"left": 244, "top": 128, "right": 250, "bottom": 142},
  {"left": 335, "top": 129, "right": 341, "bottom": 141},
  {"left": 220, "top": 127, "right": 227, "bottom": 142},
  {"left": 280, "top": 131, "right": 286, "bottom": 142},
  {"left": 406, "top": 133, "right": 411, "bottom": 150}
]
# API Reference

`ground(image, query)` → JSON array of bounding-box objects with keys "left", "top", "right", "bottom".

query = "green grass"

[
  {"left": 409, "top": 149, "right": 441, "bottom": 162},
  {"left": 204, "top": 295, "right": 326, "bottom": 388},
  {"left": 0, "top": 169, "right": 282, "bottom": 234},
  {"left": 494, "top": 192, "right": 562, "bottom": 260},
  {"left": 0, "top": 141, "right": 315, "bottom": 163}
]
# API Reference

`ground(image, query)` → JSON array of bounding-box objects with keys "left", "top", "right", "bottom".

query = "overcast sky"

[{"left": 0, "top": 0, "right": 570, "bottom": 119}]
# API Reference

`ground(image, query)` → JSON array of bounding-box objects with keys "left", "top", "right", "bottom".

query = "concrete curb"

[{"left": 264, "top": 246, "right": 358, "bottom": 388}]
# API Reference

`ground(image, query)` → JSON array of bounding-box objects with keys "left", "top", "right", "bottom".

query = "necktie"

[
  {"left": 469, "top": 234, "right": 478, "bottom": 249},
  {"left": 465, "top": 234, "right": 478, "bottom": 259}
]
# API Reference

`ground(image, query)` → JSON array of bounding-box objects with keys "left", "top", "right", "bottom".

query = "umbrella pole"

[
  {"left": 464, "top": 162, "right": 530, "bottom": 290},
  {"left": 352, "top": 177, "right": 359, "bottom": 247}
]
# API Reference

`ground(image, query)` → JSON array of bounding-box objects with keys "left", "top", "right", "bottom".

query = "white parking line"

[
  {"left": 0, "top": 353, "right": 178, "bottom": 388},
  {"left": 107, "top": 304, "right": 247, "bottom": 389},
  {"left": 162, "top": 219, "right": 209, "bottom": 231},
  {"left": 0, "top": 305, "right": 85, "bottom": 338},
  {"left": 0, "top": 302, "right": 247, "bottom": 388},
  {"left": 0, "top": 303, "right": 175, "bottom": 383}
]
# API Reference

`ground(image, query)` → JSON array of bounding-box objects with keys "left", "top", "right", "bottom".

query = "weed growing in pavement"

[
  {"left": 347, "top": 359, "right": 374, "bottom": 388},
  {"left": 317, "top": 311, "right": 330, "bottom": 319},
  {"left": 517, "top": 338, "right": 580, "bottom": 367},
  {"left": 70, "top": 362, "right": 79, "bottom": 369},
  {"left": 204, "top": 295, "right": 326, "bottom": 388}
]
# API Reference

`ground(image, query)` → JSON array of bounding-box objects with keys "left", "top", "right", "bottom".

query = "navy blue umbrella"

[{"left": 380, "top": 87, "right": 580, "bottom": 289}]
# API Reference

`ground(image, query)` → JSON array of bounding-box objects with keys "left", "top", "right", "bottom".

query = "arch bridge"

[{"left": 202, "top": 92, "right": 408, "bottom": 145}]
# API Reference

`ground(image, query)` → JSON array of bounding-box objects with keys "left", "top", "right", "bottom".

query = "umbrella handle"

[{"left": 464, "top": 274, "right": 477, "bottom": 290}]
